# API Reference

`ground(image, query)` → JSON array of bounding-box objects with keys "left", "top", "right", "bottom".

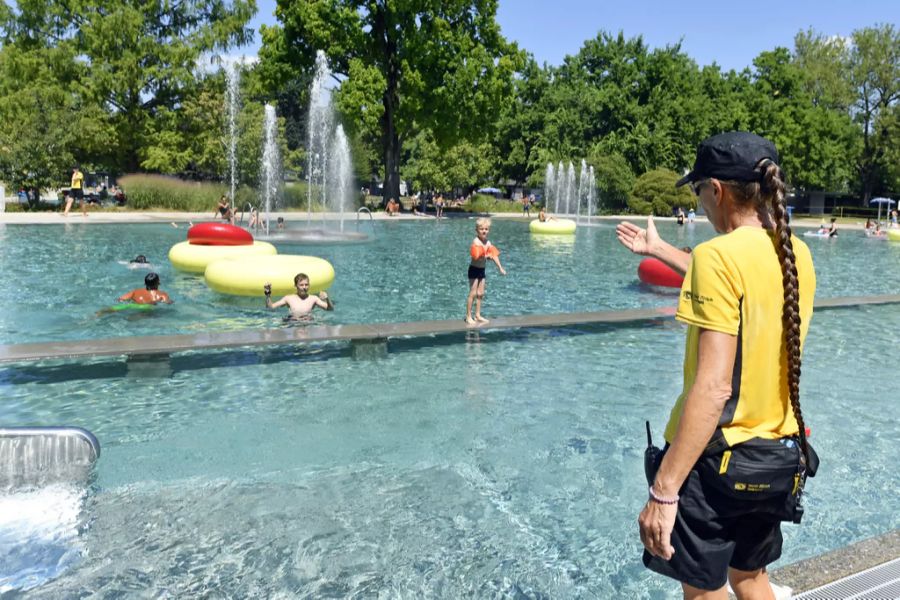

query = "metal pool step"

[
  {"left": 0, "top": 293, "right": 898, "bottom": 364},
  {"left": 791, "top": 557, "right": 900, "bottom": 599},
  {"left": 0, "top": 427, "right": 101, "bottom": 489}
]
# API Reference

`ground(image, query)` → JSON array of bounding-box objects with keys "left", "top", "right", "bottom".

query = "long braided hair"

[{"left": 722, "top": 159, "right": 810, "bottom": 466}]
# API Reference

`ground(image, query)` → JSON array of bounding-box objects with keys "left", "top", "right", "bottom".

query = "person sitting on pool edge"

[
  {"left": 264, "top": 273, "right": 333, "bottom": 319},
  {"left": 118, "top": 272, "right": 173, "bottom": 305}
]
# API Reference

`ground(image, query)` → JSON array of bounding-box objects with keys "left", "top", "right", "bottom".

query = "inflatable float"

[
  {"left": 187, "top": 222, "right": 253, "bottom": 246},
  {"left": 169, "top": 240, "right": 277, "bottom": 273},
  {"left": 529, "top": 219, "right": 576, "bottom": 235},
  {"left": 888, "top": 229, "right": 900, "bottom": 242},
  {"left": 107, "top": 303, "right": 155, "bottom": 312},
  {"left": 205, "top": 254, "right": 335, "bottom": 297},
  {"left": 638, "top": 258, "right": 684, "bottom": 289}
]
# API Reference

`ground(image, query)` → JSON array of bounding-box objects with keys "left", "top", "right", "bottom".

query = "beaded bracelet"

[{"left": 648, "top": 486, "right": 679, "bottom": 505}]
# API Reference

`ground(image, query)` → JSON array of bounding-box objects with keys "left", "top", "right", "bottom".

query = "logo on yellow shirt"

[{"left": 682, "top": 291, "right": 713, "bottom": 305}]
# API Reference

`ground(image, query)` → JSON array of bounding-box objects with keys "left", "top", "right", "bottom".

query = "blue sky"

[{"left": 240, "top": 0, "right": 897, "bottom": 72}]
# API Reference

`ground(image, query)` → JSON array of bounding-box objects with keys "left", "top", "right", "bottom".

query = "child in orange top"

[{"left": 466, "top": 217, "right": 506, "bottom": 324}]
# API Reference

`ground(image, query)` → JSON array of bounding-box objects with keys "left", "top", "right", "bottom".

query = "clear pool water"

[
  {"left": 2, "top": 219, "right": 898, "bottom": 344},
  {"left": 0, "top": 219, "right": 898, "bottom": 597}
]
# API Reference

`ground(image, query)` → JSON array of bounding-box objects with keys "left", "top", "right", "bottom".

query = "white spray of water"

[
  {"left": 261, "top": 104, "right": 280, "bottom": 235},
  {"left": 307, "top": 51, "right": 335, "bottom": 225},
  {"left": 329, "top": 125, "right": 352, "bottom": 232},
  {"left": 225, "top": 62, "right": 241, "bottom": 205}
]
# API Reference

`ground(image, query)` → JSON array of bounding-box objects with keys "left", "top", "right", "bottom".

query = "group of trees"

[{"left": 0, "top": 0, "right": 897, "bottom": 212}]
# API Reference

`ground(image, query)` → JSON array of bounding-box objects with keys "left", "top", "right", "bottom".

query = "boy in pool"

[
  {"left": 264, "top": 273, "right": 333, "bottom": 320},
  {"left": 118, "top": 272, "right": 173, "bottom": 305},
  {"left": 466, "top": 217, "right": 506, "bottom": 324}
]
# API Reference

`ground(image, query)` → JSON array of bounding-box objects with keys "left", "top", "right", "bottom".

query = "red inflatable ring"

[
  {"left": 637, "top": 258, "right": 684, "bottom": 289},
  {"left": 187, "top": 223, "right": 253, "bottom": 246}
]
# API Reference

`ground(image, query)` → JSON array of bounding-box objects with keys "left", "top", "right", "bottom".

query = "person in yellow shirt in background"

[
  {"left": 63, "top": 166, "right": 86, "bottom": 217},
  {"left": 620, "top": 132, "right": 818, "bottom": 599}
]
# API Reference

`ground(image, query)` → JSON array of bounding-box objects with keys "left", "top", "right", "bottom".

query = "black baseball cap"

[{"left": 675, "top": 132, "right": 779, "bottom": 187}]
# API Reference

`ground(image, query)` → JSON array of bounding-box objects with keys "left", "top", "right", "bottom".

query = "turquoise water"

[
  {"left": 0, "top": 219, "right": 898, "bottom": 597},
  {"left": 2, "top": 219, "right": 898, "bottom": 344}
]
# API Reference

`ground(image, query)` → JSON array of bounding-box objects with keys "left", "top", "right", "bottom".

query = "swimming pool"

[
  {"left": 1, "top": 219, "right": 898, "bottom": 597},
  {"left": 2, "top": 219, "right": 898, "bottom": 344}
]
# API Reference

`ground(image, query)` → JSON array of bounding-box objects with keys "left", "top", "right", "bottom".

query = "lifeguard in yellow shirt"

[
  {"left": 622, "top": 132, "right": 818, "bottom": 599},
  {"left": 63, "top": 166, "right": 86, "bottom": 217}
]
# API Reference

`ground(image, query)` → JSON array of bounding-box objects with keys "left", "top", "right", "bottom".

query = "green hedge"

[
  {"left": 463, "top": 194, "right": 522, "bottom": 214},
  {"left": 118, "top": 175, "right": 334, "bottom": 212},
  {"left": 118, "top": 175, "right": 244, "bottom": 211}
]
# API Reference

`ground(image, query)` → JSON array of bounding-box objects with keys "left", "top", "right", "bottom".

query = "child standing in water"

[{"left": 466, "top": 217, "right": 506, "bottom": 324}]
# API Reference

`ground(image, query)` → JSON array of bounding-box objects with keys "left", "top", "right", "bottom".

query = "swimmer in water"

[
  {"left": 120, "top": 254, "right": 153, "bottom": 269},
  {"left": 118, "top": 272, "right": 173, "bottom": 305},
  {"left": 264, "top": 273, "right": 333, "bottom": 320}
]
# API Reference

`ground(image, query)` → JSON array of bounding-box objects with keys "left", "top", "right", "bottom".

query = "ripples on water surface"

[{"left": 0, "top": 219, "right": 898, "bottom": 597}]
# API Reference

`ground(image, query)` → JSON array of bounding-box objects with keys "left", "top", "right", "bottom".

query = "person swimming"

[
  {"left": 119, "top": 254, "right": 153, "bottom": 269},
  {"left": 117, "top": 272, "right": 173, "bottom": 305}
]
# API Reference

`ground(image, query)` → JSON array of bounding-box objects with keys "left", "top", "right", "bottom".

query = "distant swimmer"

[
  {"left": 264, "top": 273, "right": 333, "bottom": 320},
  {"left": 118, "top": 272, "right": 173, "bottom": 305},
  {"left": 117, "top": 254, "right": 155, "bottom": 269}
]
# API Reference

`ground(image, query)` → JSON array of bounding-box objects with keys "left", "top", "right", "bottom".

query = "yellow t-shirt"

[
  {"left": 71, "top": 170, "right": 83, "bottom": 190},
  {"left": 664, "top": 227, "right": 816, "bottom": 446}
]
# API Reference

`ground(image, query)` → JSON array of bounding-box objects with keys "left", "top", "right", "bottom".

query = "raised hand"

[{"left": 616, "top": 215, "right": 660, "bottom": 256}]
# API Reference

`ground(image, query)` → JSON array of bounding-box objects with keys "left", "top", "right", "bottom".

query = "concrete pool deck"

[{"left": 0, "top": 209, "right": 877, "bottom": 230}]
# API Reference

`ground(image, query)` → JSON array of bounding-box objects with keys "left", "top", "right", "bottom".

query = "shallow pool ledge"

[{"left": 1, "top": 294, "right": 899, "bottom": 364}]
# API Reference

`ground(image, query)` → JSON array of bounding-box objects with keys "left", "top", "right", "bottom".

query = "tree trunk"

[
  {"left": 375, "top": 2, "right": 402, "bottom": 203},
  {"left": 381, "top": 93, "right": 401, "bottom": 203}
]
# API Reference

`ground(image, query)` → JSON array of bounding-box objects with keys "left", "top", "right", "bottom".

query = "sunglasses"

[{"left": 691, "top": 179, "right": 712, "bottom": 196}]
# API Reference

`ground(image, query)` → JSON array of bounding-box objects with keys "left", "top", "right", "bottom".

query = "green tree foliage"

[
  {"left": 493, "top": 58, "right": 550, "bottom": 186},
  {"left": 848, "top": 24, "right": 900, "bottom": 200},
  {"left": 264, "top": 0, "right": 523, "bottom": 200},
  {"left": 0, "top": 44, "right": 110, "bottom": 196},
  {"left": 628, "top": 169, "right": 694, "bottom": 215},
  {"left": 792, "top": 25, "right": 899, "bottom": 199},
  {"left": 586, "top": 150, "right": 634, "bottom": 211},
  {"left": 404, "top": 130, "right": 494, "bottom": 192},
  {"left": 746, "top": 48, "right": 858, "bottom": 193},
  {"left": 2, "top": 0, "right": 256, "bottom": 173}
]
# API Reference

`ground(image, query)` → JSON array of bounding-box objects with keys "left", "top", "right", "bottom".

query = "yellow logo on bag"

[{"left": 733, "top": 482, "right": 771, "bottom": 492}]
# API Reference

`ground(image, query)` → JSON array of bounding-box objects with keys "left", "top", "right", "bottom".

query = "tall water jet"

[
  {"left": 555, "top": 161, "right": 564, "bottom": 214},
  {"left": 224, "top": 61, "right": 241, "bottom": 205},
  {"left": 329, "top": 125, "right": 352, "bottom": 232},
  {"left": 306, "top": 50, "right": 335, "bottom": 225},
  {"left": 545, "top": 163, "right": 555, "bottom": 214},
  {"left": 254, "top": 51, "right": 367, "bottom": 244},
  {"left": 577, "top": 159, "right": 588, "bottom": 221},
  {"left": 260, "top": 104, "right": 280, "bottom": 235},
  {"left": 588, "top": 165, "right": 596, "bottom": 219},
  {"left": 565, "top": 162, "right": 576, "bottom": 215}
]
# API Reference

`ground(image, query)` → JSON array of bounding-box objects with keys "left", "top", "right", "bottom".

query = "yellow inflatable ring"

[
  {"left": 204, "top": 254, "right": 335, "bottom": 297},
  {"left": 529, "top": 218, "right": 577, "bottom": 235},
  {"left": 888, "top": 228, "right": 900, "bottom": 242},
  {"left": 169, "top": 241, "right": 277, "bottom": 273}
]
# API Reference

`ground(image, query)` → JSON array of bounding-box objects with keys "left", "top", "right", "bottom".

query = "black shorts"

[
  {"left": 467, "top": 265, "right": 486, "bottom": 281},
  {"left": 70, "top": 188, "right": 83, "bottom": 199},
  {"left": 643, "top": 451, "right": 785, "bottom": 590}
]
